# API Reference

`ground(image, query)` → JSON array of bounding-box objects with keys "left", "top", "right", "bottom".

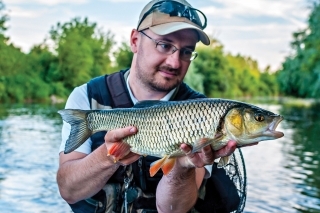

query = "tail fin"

[{"left": 58, "top": 109, "right": 92, "bottom": 154}]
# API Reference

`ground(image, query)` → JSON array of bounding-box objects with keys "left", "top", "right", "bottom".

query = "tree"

[
  {"left": 184, "top": 62, "right": 205, "bottom": 93},
  {"left": 112, "top": 41, "right": 133, "bottom": 72},
  {"left": 191, "top": 38, "right": 277, "bottom": 98},
  {"left": 0, "top": 0, "right": 8, "bottom": 42},
  {"left": 49, "top": 17, "right": 116, "bottom": 91},
  {"left": 278, "top": 1, "right": 320, "bottom": 98},
  {"left": 192, "top": 39, "right": 231, "bottom": 97}
]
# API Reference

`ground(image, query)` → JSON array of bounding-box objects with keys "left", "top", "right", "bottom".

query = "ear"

[{"left": 130, "top": 29, "right": 140, "bottom": 53}]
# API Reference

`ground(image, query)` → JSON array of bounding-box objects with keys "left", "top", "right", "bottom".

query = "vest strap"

[{"left": 106, "top": 72, "right": 133, "bottom": 108}]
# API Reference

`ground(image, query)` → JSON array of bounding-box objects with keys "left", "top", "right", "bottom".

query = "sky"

[{"left": 3, "top": 0, "right": 313, "bottom": 71}]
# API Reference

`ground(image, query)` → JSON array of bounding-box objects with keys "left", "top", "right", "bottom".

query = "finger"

[
  {"left": 178, "top": 144, "right": 197, "bottom": 167},
  {"left": 180, "top": 143, "right": 192, "bottom": 154},
  {"left": 202, "top": 145, "right": 215, "bottom": 162},
  {"left": 105, "top": 126, "right": 137, "bottom": 142}
]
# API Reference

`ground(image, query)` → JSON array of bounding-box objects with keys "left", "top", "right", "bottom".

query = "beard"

[{"left": 136, "top": 63, "right": 182, "bottom": 92}]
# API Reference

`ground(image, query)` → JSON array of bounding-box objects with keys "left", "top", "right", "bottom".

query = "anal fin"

[
  {"left": 161, "top": 158, "right": 176, "bottom": 175},
  {"left": 150, "top": 156, "right": 168, "bottom": 177},
  {"left": 149, "top": 156, "right": 177, "bottom": 177}
]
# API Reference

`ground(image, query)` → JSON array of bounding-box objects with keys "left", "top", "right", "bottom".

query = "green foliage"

[
  {"left": 278, "top": 1, "right": 320, "bottom": 98},
  {"left": 184, "top": 62, "right": 205, "bottom": 93},
  {"left": 112, "top": 41, "right": 133, "bottom": 72},
  {"left": 0, "top": 0, "right": 8, "bottom": 34},
  {"left": 0, "top": 1, "right": 281, "bottom": 103},
  {"left": 49, "top": 17, "right": 115, "bottom": 90},
  {"left": 0, "top": 4, "right": 118, "bottom": 103},
  {"left": 192, "top": 40, "right": 231, "bottom": 97},
  {"left": 190, "top": 39, "right": 278, "bottom": 98}
]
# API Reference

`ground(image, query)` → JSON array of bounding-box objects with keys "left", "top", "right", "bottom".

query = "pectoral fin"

[
  {"left": 191, "top": 133, "right": 224, "bottom": 153},
  {"left": 217, "top": 156, "right": 230, "bottom": 168},
  {"left": 108, "top": 143, "right": 131, "bottom": 162}
]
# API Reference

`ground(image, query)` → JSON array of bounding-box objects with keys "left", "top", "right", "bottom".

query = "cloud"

[
  {"left": 102, "top": 0, "right": 145, "bottom": 2},
  {"left": 4, "top": 0, "right": 312, "bottom": 71},
  {"left": 204, "top": 0, "right": 309, "bottom": 25},
  {"left": 196, "top": 0, "right": 311, "bottom": 70},
  {"left": 8, "top": 0, "right": 88, "bottom": 6},
  {"left": 7, "top": 6, "right": 49, "bottom": 18}
]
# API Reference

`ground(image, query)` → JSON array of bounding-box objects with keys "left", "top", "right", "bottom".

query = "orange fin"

[
  {"left": 161, "top": 158, "right": 176, "bottom": 175},
  {"left": 150, "top": 156, "right": 167, "bottom": 177},
  {"left": 108, "top": 143, "right": 131, "bottom": 160}
]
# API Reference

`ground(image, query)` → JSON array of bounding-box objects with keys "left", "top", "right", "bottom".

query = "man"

[{"left": 57, "top": 0, "right": 242, "bottom": 212}]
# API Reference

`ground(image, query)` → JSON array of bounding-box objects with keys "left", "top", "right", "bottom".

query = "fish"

[{"left": 58, "top": 98, "right": 284, "bottom": 177}]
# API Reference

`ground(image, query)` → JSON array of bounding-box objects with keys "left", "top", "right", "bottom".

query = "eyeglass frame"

[{"left": 139, "top": 31, "right": 198, "bottom": 61}]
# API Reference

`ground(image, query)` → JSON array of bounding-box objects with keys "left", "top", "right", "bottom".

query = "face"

[{"left": 131, "top": 28, "right": 199, "bottom": 92}]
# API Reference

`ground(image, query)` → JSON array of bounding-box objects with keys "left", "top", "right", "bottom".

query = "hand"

[
  {"left": 104, "top": 126, "right": 140, "bottom": 165},
  {"left": 178, "top": 140, "right": 238, "bottom": 168}
]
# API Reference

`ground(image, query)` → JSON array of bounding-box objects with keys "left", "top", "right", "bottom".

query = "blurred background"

[{"left": 0, "top": 0, "right": 319, "bottom": 212}]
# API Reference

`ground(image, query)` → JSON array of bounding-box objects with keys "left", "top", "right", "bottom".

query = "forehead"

[{"left": 148, "top": 29, "right": 199, "bottom": 45}]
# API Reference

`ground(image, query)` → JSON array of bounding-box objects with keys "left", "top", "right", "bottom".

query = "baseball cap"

[{"left": 137, "top": 0, "right": 210, "bottom": 45}]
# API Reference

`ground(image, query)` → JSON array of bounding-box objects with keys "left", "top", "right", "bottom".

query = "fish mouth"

[{"left": 264, "top": 115, "right": 284, "bottom": 139}]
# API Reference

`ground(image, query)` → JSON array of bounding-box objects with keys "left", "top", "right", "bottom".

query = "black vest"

[
  {"left": 69, "top": 70, "right": 242, "bottom": 213},
  {"left": 87, "top": 70, "right": 206, "bottom": 192}
]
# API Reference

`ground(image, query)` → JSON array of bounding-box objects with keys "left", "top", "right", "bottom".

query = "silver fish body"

[{"left": 59, "top": 98, "right": 284, "bottom": 159}]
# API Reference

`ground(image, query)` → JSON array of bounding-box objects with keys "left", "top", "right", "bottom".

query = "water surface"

[{"left": 0, "top": 102, "right": 319, "bottom": 213}]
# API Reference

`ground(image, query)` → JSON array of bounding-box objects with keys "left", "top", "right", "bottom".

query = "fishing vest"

[{"left": 68, "top": 69, "right": 242, "bottom": 213}]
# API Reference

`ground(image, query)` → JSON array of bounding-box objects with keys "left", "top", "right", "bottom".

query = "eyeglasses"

[
  {"left": 140, "top": 31, "right": 198, "bottom": 61},
  {"left": 137, "top": 1, "right": 207, "bottom": 30}
]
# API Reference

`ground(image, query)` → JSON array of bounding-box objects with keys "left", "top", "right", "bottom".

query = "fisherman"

[{"left": 57, "top": 0, "right": 256, "bottom": 212}]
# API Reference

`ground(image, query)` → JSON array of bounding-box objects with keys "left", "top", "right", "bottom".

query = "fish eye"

[{"left": 254, "top": 113, "right": 265, "bottom": 122}]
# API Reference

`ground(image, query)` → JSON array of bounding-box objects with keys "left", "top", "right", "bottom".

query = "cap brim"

[{"left": 149, "top": 22, "right": 210, "bottom": 45}]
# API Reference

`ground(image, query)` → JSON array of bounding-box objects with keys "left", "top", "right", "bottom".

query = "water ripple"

[{"left": 1, "top": 103, "right": 320, "bottom": 213}]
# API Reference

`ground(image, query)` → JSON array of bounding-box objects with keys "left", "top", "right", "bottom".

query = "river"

[{"left": 0, "top": 101, "right": 319, "bottom": 213}]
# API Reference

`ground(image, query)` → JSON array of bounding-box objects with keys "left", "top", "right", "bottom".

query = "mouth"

[
  {"left": 158, "top": 67, "right": 179, "bottom": 78},
  {"left": 265, "top": 115, "right": 284, "bottom": 139}
]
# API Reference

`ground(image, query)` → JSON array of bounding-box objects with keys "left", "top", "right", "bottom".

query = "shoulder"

[
  {"left": 86, "top": 70, "right": 129, "bottom": 109},
  {"left": 65, "top": 84, "right": 90, "bottom": 110}
]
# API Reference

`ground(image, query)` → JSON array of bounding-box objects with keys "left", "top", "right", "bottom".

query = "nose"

[{"left": 165, "top": 50, "right": 181, "bottom": 69}]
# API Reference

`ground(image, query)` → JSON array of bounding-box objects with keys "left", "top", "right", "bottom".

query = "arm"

[
  {"left": 155, "top": 141, "right": 238, "bottom": 213},
  {"left": 57, "top": 127, "right": 140, "bottom": 204}
]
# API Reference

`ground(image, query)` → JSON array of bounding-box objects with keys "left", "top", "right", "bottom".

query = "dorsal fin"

[{"left": 133, "top": 100, "right": 168, "bottom": 108}]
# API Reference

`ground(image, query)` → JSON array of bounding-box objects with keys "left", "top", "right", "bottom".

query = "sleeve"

[{"left": 59, "top": 84, "right": 93, "bottom": 155}]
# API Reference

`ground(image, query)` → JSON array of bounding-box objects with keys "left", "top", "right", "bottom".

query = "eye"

[
  {"left": 254, "top": 113, "right": 265, "bottom": 122},
  {"left": 156, "top": 42, "right": 172, "bottom": 52},
  {"left": 181, "top": 49, "right": 193, "bottom": 56}
]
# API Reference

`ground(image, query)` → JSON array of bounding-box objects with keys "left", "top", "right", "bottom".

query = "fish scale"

[
  {"left": 61, "top": 98, "right": 282, "bottom": 153},
  {"left": 59, "top": 98, "right": 284, "bottom": 176},
  {"left": 83, "top": 99, "right": 234, "bottom": 157}
]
